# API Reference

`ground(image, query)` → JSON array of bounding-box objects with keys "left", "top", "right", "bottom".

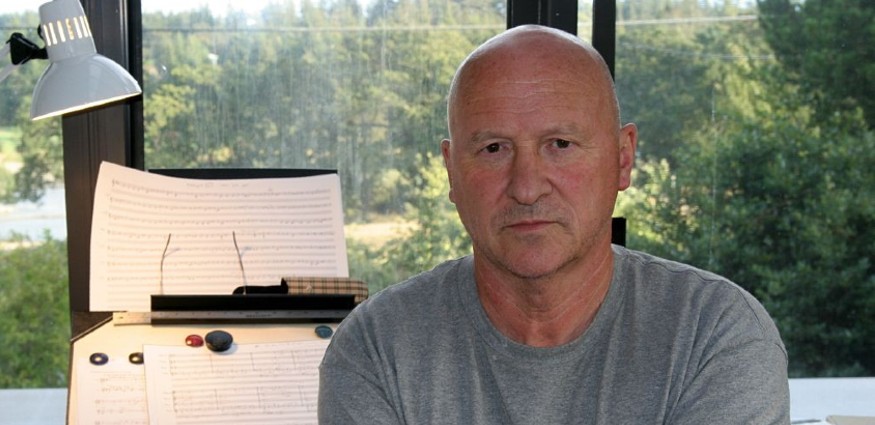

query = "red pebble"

[{"left": 185, "top": 334, "right": 204, "bottom": 347}]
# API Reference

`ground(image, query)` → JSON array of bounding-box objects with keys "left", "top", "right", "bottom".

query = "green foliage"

[
  {"left": 616, "top": 1, "right": 765, "bottom": 163},
  {"left": 0, "top": 12, "right": 70, "bottom": 390},
  {"left": 7, "top": 100, "right": 63, "bottom": 203},
  {"left": 758, "top": 0, "right": 875, "bottom": 128},
  {"left": 618, "top": 63, "right": 875, "bottom": 376},
  {"left": 0, "top": 127, "right": 21, "bottom": 199},
  {"left": 0, "top": 12, "right": 64, "bottom": 204},
  {"left": 0, "top": 11, "right": 41, "bottom": 128},
  {"left": 139, "top": 0, "right": 499, "bottom": 222},
  {"left": 613, "top": 2, "right": 875, "bottom": 376},
  {"left": 0, "top": 234, "right": 71, "bottom": 388},
  {"left": 349, "top": 153, "right": 471, "bottom": 293}
]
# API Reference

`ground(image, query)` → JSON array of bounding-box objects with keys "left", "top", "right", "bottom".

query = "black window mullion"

[
  {"left": 592, "top": 0, "right": 616, "bottom": 78},
  {"left": 507, "top": 0, "right": 579, "bottom": 35},
  {"left": 63, "top": 0, "right": 142, "bottom": 337},
  {"left": 505, "top": 0, "right": 614, "bottom": 76}
]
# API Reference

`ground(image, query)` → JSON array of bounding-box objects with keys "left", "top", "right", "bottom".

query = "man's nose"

[{"left": 506, "top": 147, "right": 552, "bottom": 205}]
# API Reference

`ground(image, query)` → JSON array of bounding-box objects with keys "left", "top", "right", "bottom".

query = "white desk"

[
  {"left": 3, "top": 374, "right": 874, "bottom": 424},
  {"left": 66, "top": 318, "right": 335, "bottom": 424},
  {"left": 789, "top": 378, "right": 875, "bottom": 423}
]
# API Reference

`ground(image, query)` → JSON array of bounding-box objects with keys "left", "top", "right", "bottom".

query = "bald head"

[
  {"left": 447, "top": 25, "right": 620, "bottom": 140},
  {"left": 439, "top": 24, "right": 638, "bottom": 289}
]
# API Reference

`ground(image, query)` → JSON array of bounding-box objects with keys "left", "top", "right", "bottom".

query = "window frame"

[{"left": 63, "top": 0, "right": 616, "bottom": 336}]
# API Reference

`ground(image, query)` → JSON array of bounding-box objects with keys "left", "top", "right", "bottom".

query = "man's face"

[{"left": 442, "top": 51, "right": 634, "bottom": 280}]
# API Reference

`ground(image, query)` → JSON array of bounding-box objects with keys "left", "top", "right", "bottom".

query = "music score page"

[
  {"left": 143, "top": 340, "right": 329, "bottom": 425},
  {"left": 90, "top": 162, "right": 349, "bottom": 312}
]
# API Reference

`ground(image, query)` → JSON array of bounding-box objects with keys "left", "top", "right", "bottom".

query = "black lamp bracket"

[{"left": 7, "top": 32, "right": 47, "bottom": 66}]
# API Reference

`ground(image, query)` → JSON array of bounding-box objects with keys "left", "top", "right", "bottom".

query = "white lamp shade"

[
  {"left": 30, "top": 53, "right": 142, "bottom": 120},
  {"left": 29, "top": 0, "right": 141, "bottom": 120}
]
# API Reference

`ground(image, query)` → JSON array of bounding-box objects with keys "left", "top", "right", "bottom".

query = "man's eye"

[
  {"left": 485, "top": 143, "right": 501, "bottom": 153},
  {"left": 554, "top": 139, "right": 571, "bottom": 149}
]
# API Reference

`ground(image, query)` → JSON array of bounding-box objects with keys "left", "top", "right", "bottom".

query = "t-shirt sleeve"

[
  {"left": 318, "top": 306, "right": 402, "bottom": 424},
  {"left": 669, "top": 339, "right": 789, "bottom": 424},
  {"left": 666, "top": 288, "right": 790, "bottom": 425}
]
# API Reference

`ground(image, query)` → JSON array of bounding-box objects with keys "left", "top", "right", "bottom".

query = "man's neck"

[{"left": 474, "top": 246, "right": 615, "bottom": 347}]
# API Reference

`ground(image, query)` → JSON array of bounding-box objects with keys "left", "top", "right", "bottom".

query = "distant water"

[{"left": 0, "top": 187, "right": 67, "bottom": 241}]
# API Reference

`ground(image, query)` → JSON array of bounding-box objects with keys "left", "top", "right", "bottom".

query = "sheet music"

[
  {"left": 75, "top": 358, "right": 149, "bottom": 425},
  {"left": 90, "top": 162, "right": 348, "bottom": 311},
  {"left": 143, "top": 340, "right": 329, "bottom": 425}
]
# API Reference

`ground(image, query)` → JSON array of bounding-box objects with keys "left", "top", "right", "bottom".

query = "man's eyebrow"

[
  {"left": 547, "top": 123, "right": 586, "bottom": 136},
  {"left": 467, "top": 130, "right": 504, "bottom": 144},
  {"left": 552, "top": 122, "right": 609, "bottom": 142},
  {"left": 463, "top": 124, "right": 598, "bottom": 144}
]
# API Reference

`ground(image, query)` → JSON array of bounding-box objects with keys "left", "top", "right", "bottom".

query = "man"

[{"left": 319, "top": 25, "right": 789, "bottom": 424}]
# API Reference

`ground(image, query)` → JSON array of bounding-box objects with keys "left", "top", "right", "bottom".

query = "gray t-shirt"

[{"left": 319, "top": 246, "right": 790, "bottom": 424}]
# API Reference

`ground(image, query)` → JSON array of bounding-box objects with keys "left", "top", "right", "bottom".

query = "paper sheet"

[
  {"left": 90, "top": 162, "right": 348, "bottom": 311},
  {"left": 75, "top": 357, "right": 149, "bottom": 425},
  {"left": 143, "top": 340, "right": 329, "bottom": 425}
]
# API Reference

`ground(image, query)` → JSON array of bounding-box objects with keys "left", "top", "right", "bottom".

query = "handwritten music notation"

[
  {"left": 90, "top": 162, "right": 349, "bottom": 312},
  {"left": 144, "top": 340, "right": 329, "bottom": 425},
  {"left": 76, "top": 360, "right": 149, "bottom": 425}
]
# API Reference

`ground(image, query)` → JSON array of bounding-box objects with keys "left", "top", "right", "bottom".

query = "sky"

[
  {"left": 141, "top": 0, "right": 283, "bottom": 15},
  {"left": 0, "top": 0, "right": 284, "bottom": 17}
]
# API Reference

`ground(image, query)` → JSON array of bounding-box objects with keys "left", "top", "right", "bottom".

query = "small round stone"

[
  {"left": 205, "top": 330, "right": 233, "bottom": 352},
  {"left": 89, "top": 352, "right": 109, "bottom": 365},
  {"left": 185, "top": 334, "right": 204, "bottom": 347},
  {"left": 129, "top": 352, "right": 144, "bottom": 364},
  {"left": 315, "top": 325, "right": 334, "bottom": 339}
]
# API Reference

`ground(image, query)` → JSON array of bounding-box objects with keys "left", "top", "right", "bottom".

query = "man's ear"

[
  {"left": 441, "top": 139, "right": 456, "bottom": 203},
  {"left": 618, "top": 123, "right": 637, "bottom": 191}
]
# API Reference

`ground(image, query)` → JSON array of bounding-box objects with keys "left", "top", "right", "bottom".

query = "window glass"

[
  {"left": 614, "top": 0, "right": 874, "bottom": 378},
  {"left": 578, "top": 0, "right": 593, "bottom": 38},
  {"left": 142, "top": 0, "right": 504, "bottom": 293},
  {"left": 0, "top": 0, "right": 71, "bottom": 398}
]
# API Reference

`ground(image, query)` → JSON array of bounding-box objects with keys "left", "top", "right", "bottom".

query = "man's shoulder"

[
  {"left": 613, "top": 245, "right": 727, "bottom": 283},
  {"left": 611, "top": 245, "right": 784, "bottom": 348},
  {"left": 613, "top": 245, "right": 751, "bottom": 301}
]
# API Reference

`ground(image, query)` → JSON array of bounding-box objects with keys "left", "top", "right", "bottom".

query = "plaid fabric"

[{"left": 281, "top": 276, "right": 369, "bottom": 304}]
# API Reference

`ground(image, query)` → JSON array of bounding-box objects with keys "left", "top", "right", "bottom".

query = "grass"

[
  {"left": 345, "top": 220, "right": 416, "bottom": 249},
  {"left": 0, "top": 126, "right": 22, "bottom": 162}
]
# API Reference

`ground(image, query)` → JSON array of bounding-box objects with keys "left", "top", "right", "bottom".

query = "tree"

[
  {"left": 139, "top": 0, "right": 501, "bottom": 225},
  {"left": 0, "top": 12, "right": 63, "bottom": 204},
  {"left": 758, "top": 0, "right": 875, "bottom": 128},
  {"left": 3, "top": 99, "right": 63, "bottom": 203},
  {"left": 0, "top": 233, "right": 70, "bottom": 388},
  {"left": 617, "top": 61, "right": 875, "bottom": 377},
  {"left": 616, "top": 2, "right": 764, "bottom": 163},
  {"left": 352, "top": 153, "right": 471, "bottom": 293},
  {"left": 0, "top": 11, "right": 41, "bottom": 128}
]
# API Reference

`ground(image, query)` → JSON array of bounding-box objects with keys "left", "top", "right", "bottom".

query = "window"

[
  {"left": 3, "top": 2, "right": 869, "bottom": 414},
  {"left": 140, "top": 0, "right": 506, "bottom": 293},
  {"left": 136, "top": 0, "right": 874, "bottom": 378},
  {"left": 0, "top": 0, "right": 71, "bottom": 409},
  {"left": 612, "top": 0, "right": 874, "bottom": 378}
]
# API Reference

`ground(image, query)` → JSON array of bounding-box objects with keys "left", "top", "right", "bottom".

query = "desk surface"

[
  {"left": 3, "top": 378, "right": 874, "bottom": 424},
  {"left": 67, "top": 319, "right": 335, "bottom": 425},
  {"left": 788, "top": 377, "right": 875, "bottom": 422}
]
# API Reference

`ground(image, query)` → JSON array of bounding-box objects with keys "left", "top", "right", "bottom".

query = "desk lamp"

[{"left": 0, "top": 0, "right": 141, "bottom": 120}]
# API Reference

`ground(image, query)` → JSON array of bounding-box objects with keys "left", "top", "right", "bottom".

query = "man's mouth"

[{"left": 506, "top": 219, "right": 553, "bottom": 232}]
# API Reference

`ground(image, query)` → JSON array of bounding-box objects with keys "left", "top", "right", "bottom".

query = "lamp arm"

[
  {"left": 0, "top": 43, "right": 16, "bottom": 84},
  {"left": 8, "top": 33, "right": 47, "bottom": 65},
  {"left": 1, "top": 32, "right": 48, "bottom": 85}
]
